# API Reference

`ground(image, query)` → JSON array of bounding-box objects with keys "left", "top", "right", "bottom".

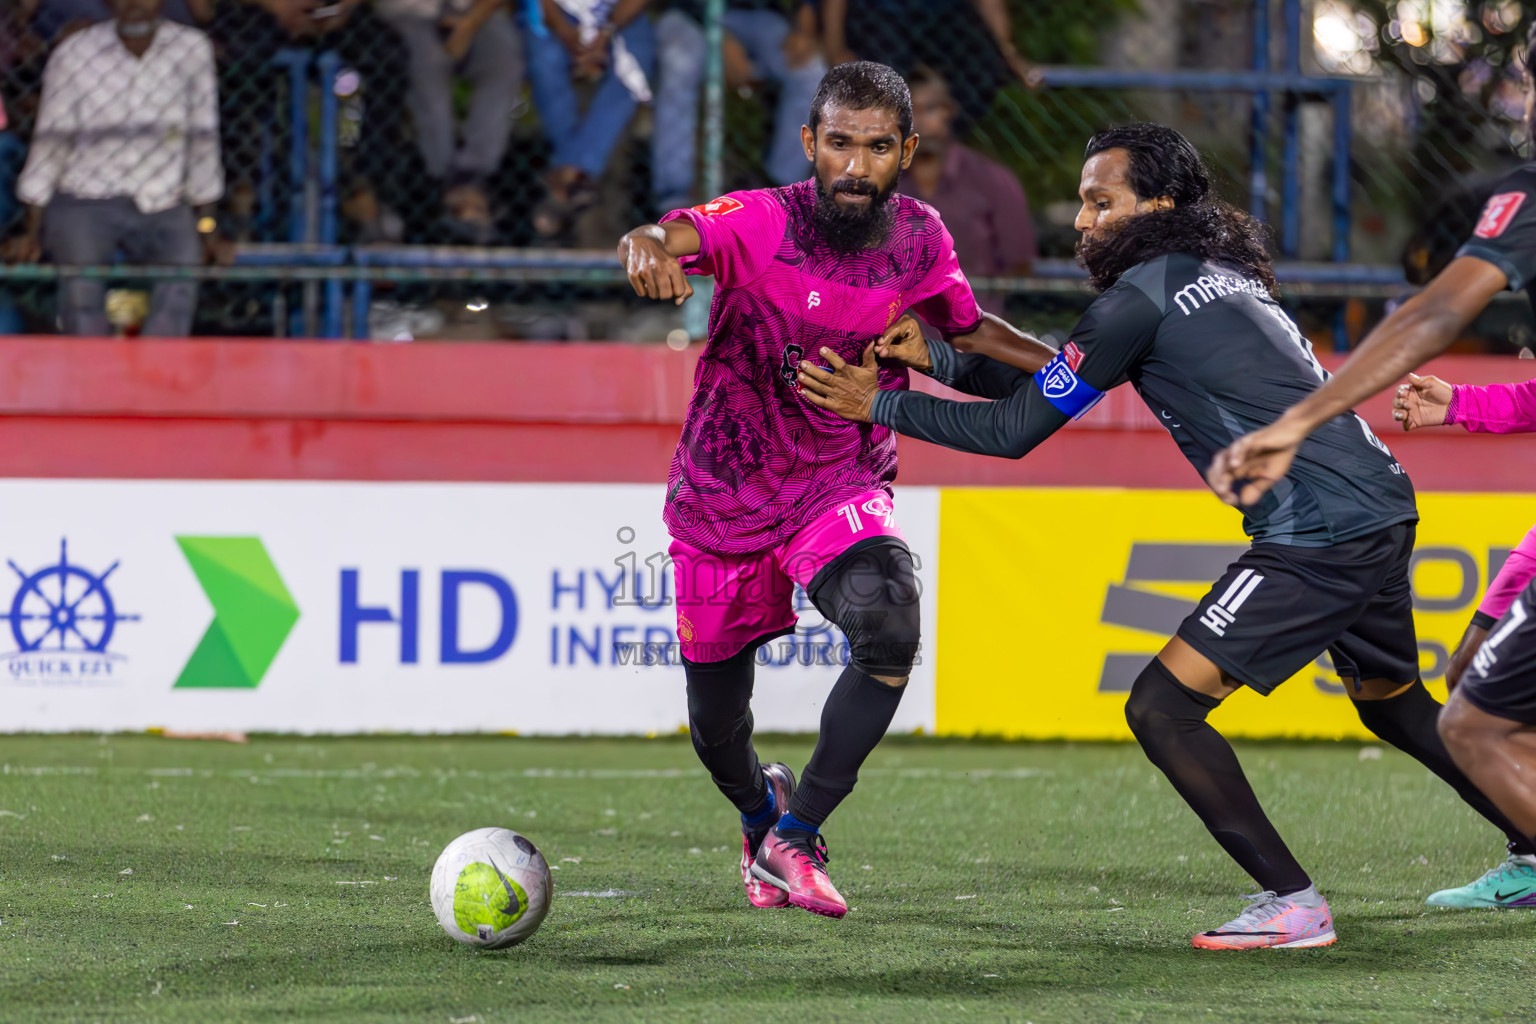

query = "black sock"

[
  {"left": 785, "top": 666, "right": 906, "bottom": 830},
  {"left": 684, "top": 645, "right": 766, "bottom": 816},
  {"left": 1126, "top": 660, "right": 1313, "bottom": 895},
  {"left": 1352, "top": 679, "right": 1536, "bottom": 856}
]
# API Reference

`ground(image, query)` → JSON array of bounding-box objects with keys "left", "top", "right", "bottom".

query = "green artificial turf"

[{"left": 1, "top": 734, "right": 1533, "bottom": 1023}]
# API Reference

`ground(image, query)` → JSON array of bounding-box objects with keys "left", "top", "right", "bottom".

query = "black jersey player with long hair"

[
  {"left": 798, "top": 123, "right": 1536, "bottom": 949},
  {"left": 1211, "top": 27, "right": 1536, "bottom": 909}
]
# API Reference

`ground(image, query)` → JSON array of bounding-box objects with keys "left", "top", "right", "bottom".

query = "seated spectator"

[
  {"left": 525, "top": 0, "right": 654, "bottom": 238},
  {"left": 25, "top": 0, "right": 212, "bottom": 42},
  {"left": 5, "top": 0, "right": 225, "bottom": 336},
  {"left": 651, "top": 0, "right": 820, "bottom": 213},
  {"left": 376, "top": 0, "right": 521, "bottom": 242},
  {"left": 901, "top": 64, "right": 1034, "bottom": 315},
  {"left": 822, "top": 0, "right": 1034, "bottom": 134}
]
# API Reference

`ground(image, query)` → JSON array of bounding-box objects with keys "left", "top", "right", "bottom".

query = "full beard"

[
  {"left": 1075, "top": 201, "right": 1278, "bottom": 295},
  {"left": 1075, "top": 207, "right": 1188, "bottom": 293},
  {"left": 1074, "top": 229, "right": 1125, "bottom": 293},
  {"left": 811, "top": 177, "right": 896, "bottom": 254}
]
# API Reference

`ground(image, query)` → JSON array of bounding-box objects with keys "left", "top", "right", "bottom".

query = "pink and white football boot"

[
  {"left": 751, "top": 826, "right": 847, "bottom": 918},
  {"left": 740, "top": 763, "right": 796, "bottom": 908}
]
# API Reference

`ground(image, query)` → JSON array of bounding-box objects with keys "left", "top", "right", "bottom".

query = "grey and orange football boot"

[{"left": 1191, "top": 887, "right": 1336, "bottom": 950}]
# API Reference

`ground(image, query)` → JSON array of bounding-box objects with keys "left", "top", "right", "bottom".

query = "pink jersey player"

[
  {"left": 617, "top": 62, "right": 1050, "bottom": 921},
  {"left": 1445, "top": 378, "right": 1536, "bottom": 621},
  {"left": 658, "top": 179, "right": 981, "bottom": 556},
  {"left": 1396, "top": 371, "right": 1536, "bottom": 675},
  {"left": 656, "top": 181, "right": 980, "bottom": 663}
]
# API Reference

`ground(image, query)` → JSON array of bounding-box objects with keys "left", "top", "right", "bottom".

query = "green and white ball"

[{"left": 430, "top": 827, "right": 551, "bottom": 949}]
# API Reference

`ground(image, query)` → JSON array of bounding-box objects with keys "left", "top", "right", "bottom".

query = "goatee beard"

[{"left": 812, "top": 178, "right": 895, "bottom": 254}]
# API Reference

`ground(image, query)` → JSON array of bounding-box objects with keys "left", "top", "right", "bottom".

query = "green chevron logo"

[{"left": 174, "top": 537, "right": 299, "bottom": 689}]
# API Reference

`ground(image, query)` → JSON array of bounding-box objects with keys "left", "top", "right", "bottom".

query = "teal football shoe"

[{"left": 1427, "top": 854, "right": 1536, "bottom": 908}]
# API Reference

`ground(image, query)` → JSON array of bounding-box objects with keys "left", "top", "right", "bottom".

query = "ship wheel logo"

[{"left": 3, "top": 539, "right": 139, "bottom": 655}]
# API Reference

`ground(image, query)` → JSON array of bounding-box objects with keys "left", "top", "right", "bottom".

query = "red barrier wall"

[{"left": 0, "top": 337, "right": 1530, "bottom": 489}]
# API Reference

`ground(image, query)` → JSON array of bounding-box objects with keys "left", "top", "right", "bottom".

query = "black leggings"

[{"left": 684, "top": 538, "right": 920, "bottom": 827}]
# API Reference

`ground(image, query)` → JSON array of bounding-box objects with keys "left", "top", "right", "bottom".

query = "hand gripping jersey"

[
  {"left": 659, "top": 181, "right": 982, "bottom": 555},
  {"left": 871, "top": 252, "right": 1418, "bottom": 547}
]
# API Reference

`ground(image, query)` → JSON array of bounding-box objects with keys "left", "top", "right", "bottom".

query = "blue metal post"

[
  {"left": 1330, "top": 85, "right": 1352, "bottom": 264},
  {"left": 317, "top": 52, "right": 340, "bottom": 246},
  {"left": 274, "top": 50, "right": 311, "bottom": 245},
  {"left": 317, "top": 51, "right": 343, "bottom": 339},
  {"left": 1249, "top": 0, "right": 1269, "bottom": 221},
  {"left": 257, "top": 117, "right": 274, "bottom": 240},
  {"left": 1279, "top": 0, "right": 1302, "bottom": 257},
  {"left": 352, "top": 277, "right": 371, "bottom": 339},
  {"left": 1331, "top": 83, "right": 1353, "bottom": 351},
  {"left": 701, "top": 0, "right": 725, "bottom": 200}
]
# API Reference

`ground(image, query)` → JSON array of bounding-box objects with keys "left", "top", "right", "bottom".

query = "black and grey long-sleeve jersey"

[{"left": 870, "top": 252, "right": 1418, "bottom": 547}]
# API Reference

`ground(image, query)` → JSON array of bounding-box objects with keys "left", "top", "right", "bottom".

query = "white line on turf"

[{"left": 6, "top": 765, "right": 1055, "bottom": 781}]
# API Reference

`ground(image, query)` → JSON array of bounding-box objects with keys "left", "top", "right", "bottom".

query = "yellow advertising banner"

[{"left": 935, "top": 488, "right": 1536, "bottom": 740}]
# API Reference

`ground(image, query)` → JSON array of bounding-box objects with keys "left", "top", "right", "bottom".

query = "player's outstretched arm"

[
  {"left": 617, "top": 221, "right": 701, "bottom": 305},
  {"left": 944, "top": 313, "right": 1058, "bottom": 376},
  {"left": 800, "top": 346, "right": 1069, "bottom": 460},
  {"left": 1437, "top": 375, "right": 1536, "bottom": 434},
  {"left": 875, "top": 315, "right": 1054, "bottom": 401},
  {"left": 1206, "top": 255, "right": 1507, "bottom": 506}
]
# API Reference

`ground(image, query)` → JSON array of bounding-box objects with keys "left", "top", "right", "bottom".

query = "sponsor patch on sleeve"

[
  {"left": 1063, "top": 341, "right": 1085, "bottom": 372},
  {"left": 693, "top": 196, "right": 744, "bottom": 217},
  {"left": 1033, "top": 349, "right": 1104, "bottom": 420},
  {"left": 1474, "top": 191, "right": 1528, "bottom": 239}
]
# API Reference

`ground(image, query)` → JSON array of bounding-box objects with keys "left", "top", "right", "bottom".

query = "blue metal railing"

[{"left": 0, "top": 7, "right": 1398, "bottom": 344}]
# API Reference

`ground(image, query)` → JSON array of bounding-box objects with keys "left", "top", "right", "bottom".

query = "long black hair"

[{"left": 1076, "top": 123, "right": 1276, "bottom": 294}]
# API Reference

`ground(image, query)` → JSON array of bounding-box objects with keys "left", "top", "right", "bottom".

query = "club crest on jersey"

[
  {"left": 1034, "top": 348, "right": 1104, "bottom": 420},
  {"left": 693, "top": 196, "right": 744, "bottom": 217},
  {"left": 1474, "top": 192, "right": 1526, "bottom": 239}
]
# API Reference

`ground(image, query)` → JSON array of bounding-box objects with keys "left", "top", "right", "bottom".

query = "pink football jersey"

[{"left": 660, "top": 179, "right": 982, "bottom": 554}]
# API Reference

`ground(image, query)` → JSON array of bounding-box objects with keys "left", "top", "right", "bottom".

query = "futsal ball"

[{"left": 430, "top": 827, "right": 551, "bottom": 949}]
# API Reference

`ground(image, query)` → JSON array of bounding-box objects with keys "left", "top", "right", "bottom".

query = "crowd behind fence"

[{"left": 0, "top": 0, "right": 1533, "bottom": 354}]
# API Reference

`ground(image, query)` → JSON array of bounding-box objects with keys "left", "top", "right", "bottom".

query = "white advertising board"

[{"left": 0, "top": 481, "right": 939, "bottom": 734}]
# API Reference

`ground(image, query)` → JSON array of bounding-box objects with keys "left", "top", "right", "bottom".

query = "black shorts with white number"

[
  {"left": 1460, "top": 578, "right": 1536, "bottom": 726},
  {"left": 1174, "top": 522, "right": 1420, "bottom": 695}
]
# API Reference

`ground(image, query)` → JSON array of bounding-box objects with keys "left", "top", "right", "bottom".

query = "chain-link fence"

[{"left": 0, "top": 0, "right": 1532, "bottom": 350}]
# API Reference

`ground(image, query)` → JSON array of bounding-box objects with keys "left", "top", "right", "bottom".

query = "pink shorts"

[{"left": 669, "top": 490, "right": 906, "bottom": 663}]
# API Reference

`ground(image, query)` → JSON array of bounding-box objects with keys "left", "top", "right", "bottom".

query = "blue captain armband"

[{"left": 1032, "top": 348, "right": 1105, "bottom": 420}]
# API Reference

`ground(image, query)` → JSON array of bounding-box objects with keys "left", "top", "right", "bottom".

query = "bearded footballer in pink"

[{"left": 617, "top": 62, "right": 1051, "bottom": 918}]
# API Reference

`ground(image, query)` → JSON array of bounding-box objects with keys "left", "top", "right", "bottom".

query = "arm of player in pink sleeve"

[
  {"left": 1446, "top": 377, "right": 1536, "bottom": 433},
  {"left": 1479, "top": 523, "right": 1536, "bottom": 622},
  {"left": 658, "top": 193, "right": 777, "bottom": 287}
]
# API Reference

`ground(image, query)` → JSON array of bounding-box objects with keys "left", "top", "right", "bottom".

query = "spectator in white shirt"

[
  {"left": 375, "top": 0, "right": 521, "bottom": 241},
  {"left": 5, "top": 0, "right": 224, "bottom": 336}
]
